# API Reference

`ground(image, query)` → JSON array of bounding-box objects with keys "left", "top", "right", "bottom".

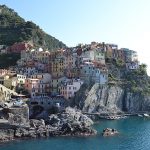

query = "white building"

[
  {"left": 81, "top": 50, "right": 95, "bottom": 62},
  {"left": 17, "top": 67, "right": 38, "bottom": 77},
  {"left": 80, "top": 62, "right": 108, "bottom": 84},
  {"left": 17, "top": 74, "right": 27, "bottom": 85},
  {"left": 30, "top": 73, "right": 51, "bottom": 83},
  {"left": 94, "top": 48, "right": 105, "bottom": 65},
  {"left": 126, "top": 62, "right": 139, "bottom": 70}
]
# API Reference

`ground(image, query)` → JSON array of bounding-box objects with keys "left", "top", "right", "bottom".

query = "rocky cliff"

[
  {"left": 71, "top": 62, "right": 150, "bottom": 114},
  {"left": 73, "top": 83, "right": 150, "bottom": 114},
  {"left": 0, "top": 107, "right": 96, "bottom": 142},
  {"left": 82, "top": 84, "right": 150, "bottom": 113}
]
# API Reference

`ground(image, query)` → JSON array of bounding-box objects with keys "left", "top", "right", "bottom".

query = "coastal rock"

[
  {"left": 15, "top": 128, "right": 29, "bottom": 138},
  {"left": 0, "top": 107, "right": 96, "bottom": 142},
  {"left": 28, "top": 129, "right": 37, "bottom": 138},
  {"left": 30, "top": 119, "right": 45, "bottom": 128},
  {"left": 0, "top": 129, "right": 14, "bottom": 141},
  {"left": 74, "top": 83, "right": 150, "bottom": 114},
  {"left": 48, "top": 114, "right": 61, "bottom": 127},
  {"left": 102, "top": 128, "right": 119, "bottom": 136},
  {"left": 47, "top": 107, "right": 96, "bottom": 136}
]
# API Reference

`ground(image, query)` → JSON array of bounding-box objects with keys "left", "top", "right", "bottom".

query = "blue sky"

[{"left": 0, "top": 0, "right": 150, "bottom": 74}]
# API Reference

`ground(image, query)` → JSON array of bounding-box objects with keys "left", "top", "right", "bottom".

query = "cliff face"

[
  {"left": 76, "top": 83, "right": 150, "bottom": 113},
  {"left": 75, "top": 62, "right": 150, "bottom": 114},
  {"left": 124, "top": 92, "right": 150, "bottom": 113}
]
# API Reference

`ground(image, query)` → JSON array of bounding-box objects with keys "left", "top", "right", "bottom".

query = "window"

[{"left": 73, "top": 87, "right": 76, "bottom": 90}]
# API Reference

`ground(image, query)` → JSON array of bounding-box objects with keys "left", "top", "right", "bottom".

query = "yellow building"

[
  {"left": 51, "top": 77, "right": 65, "bottom": 94},
  {"left": 65, "top": 67, "right": 80, "bottom": 79},
  {"left": 3, "top": 75, "right": 17, "bottom": 90},
  {"left": 50, "top": 58, "right": 64, "bottom": 78}
]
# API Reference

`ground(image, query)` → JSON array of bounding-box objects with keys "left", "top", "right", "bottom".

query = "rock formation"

[
  {"left": 102, "top": 128, "right": 119, "bottom": 136},
  {"left": 0, "top": 107, "right": 96, "bottom": 142},
  {"left": 73, "top": 83, "right": 150, "bottom": 114}
]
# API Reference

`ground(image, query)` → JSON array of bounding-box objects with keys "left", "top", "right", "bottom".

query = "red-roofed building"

[{"left": 7, "top": 42, "right": 33, "bottom": 53}]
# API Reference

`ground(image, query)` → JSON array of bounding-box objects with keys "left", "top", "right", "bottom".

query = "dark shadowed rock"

[
  {"left": 102, "top": 128, "right": 119, "bottom": 136},
  {"left": 30, "top": 119, "right": 45, "bottom": 128},
  {"left": 0, "top": 129, "right": 14, "bottom": 141},
  {"left": 0, "top": 107, "right": 96, "bottom": 143},
  {"left": 15, "top": 128, "right": 29, "bottom": 138},
  {"left": 47, "top": 107, "right": 96, "bottom": 136}
]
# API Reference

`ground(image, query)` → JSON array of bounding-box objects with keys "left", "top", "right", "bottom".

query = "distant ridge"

[{"left": 0, "top": 5, "right": 66, "bottom": 50}]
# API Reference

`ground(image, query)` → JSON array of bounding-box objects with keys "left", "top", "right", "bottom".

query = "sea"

[{"left": 1, "top": 117, "right": 150, "bottom": 150}]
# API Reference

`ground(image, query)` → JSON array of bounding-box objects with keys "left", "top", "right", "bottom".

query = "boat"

[
  {"left": 143, "top": 114, "right": 149, "bottom": 117},
  {"left": 106, "top": 116, "right": 122, "bottom": 120},
  {"left": 138, "top": 114, "right": 143, "bottom": 117}
]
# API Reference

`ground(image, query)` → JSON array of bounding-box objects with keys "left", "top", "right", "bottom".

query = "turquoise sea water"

[{"left": 1, "top": 117, "right": 150, "bottom": 150}]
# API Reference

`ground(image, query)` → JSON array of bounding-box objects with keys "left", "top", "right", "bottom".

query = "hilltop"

[{"left": 0, "top": 5, "right": 66, "bottom": 50}]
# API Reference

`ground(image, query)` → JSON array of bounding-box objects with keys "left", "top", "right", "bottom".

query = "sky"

[{"left": 0, "top": 0, "right": 150, "bottom": 75}]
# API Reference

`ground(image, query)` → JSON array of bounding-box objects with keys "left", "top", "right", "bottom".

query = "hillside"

[{"left": 0, "top": 5, "right": 66, "bottom": 50}]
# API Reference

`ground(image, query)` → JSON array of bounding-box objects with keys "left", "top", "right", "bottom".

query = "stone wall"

[
  {"left": 3, "top": 105, "right": 29, "bottom": 127},
  {"left": 0, "top": 84, "right": 18, "bottom": 101}
]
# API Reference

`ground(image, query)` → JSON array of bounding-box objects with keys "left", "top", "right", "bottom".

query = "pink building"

[
  {"left": 24, "top": 78, "right": 39, "bottom": 98},
  {"left": 59, "top": 79, "right": 83, "bottom": 99},
  {"left": 24, "top": 73, "right": 51, "bottom": 98},
  {"left": 0, "top": 69, "right": 8, "bottom": 76}
]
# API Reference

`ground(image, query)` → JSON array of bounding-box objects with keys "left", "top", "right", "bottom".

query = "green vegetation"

[
  {"left": 0, "top": 53, "right": 20, "bottom": 68},
  {"left": 125, "top": 64, "right": 150, "bottom": 95},
  {"left": 108, "top": 73, "right": 116, "bottom": 81},
  {"left": 0, "top": 5, "right": 66, "bottom": 50},
  {"left": 115, "top": 59, "right": 124, "bottom": 67}
]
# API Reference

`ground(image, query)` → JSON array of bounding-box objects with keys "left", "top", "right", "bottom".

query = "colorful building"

[
  {"left": 126, "top": 62, "right": 139, "bottom": 70},
  {"left": 80, "top": 62, "right": 108, "bottom": 84},
  {"left": 51, "top": 77, "right": 66, "bottom": 95},
  {"left": 59, "top": 78, "right": 84, "bottom": 99},
  {"left": 24, "top": 73, "right": 51, "bottom": 98},
  {"left": 0, "top": 69, "right": 8, "bottom": 76},
  {"left": 65, "top": 67, "right": 80, "bottom": 79},
  {"left": 17, "top": 74, "right": 27, "bottom": 85},
  {"left": 121, "top": 48, "right": 138, "bottom": 63},
  {"left": 94, "top": 48, "right": 105, "bottom": 65},
  {"left": 50, "top": 58, "right": 64, "bottom": 78}
]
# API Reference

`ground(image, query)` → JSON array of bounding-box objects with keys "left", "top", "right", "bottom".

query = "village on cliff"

[{"left": 0, "top": 41, "right": 139, "bottom": 109}]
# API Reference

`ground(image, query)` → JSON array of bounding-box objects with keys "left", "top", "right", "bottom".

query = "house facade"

[{"left": 59, "top": 78, "right": 84, "bottom": 99}]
